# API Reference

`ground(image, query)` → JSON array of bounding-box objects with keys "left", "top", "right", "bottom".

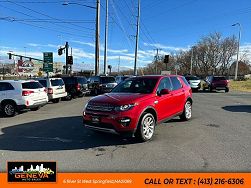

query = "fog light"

[{"left": 120, "top": 118, "right": 131, "bottom": 127}]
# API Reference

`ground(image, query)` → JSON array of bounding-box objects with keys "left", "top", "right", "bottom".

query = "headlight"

[{"left": 115, "top": 103, "right": 137, "bottom": 111}]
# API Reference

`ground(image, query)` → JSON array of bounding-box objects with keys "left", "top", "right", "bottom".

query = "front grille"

[
  {"left": 86, "top": 103, "right": 114, "bottom": 112},
  {"left": 85, "top": 121, "right": 114, "bottom": 129}
]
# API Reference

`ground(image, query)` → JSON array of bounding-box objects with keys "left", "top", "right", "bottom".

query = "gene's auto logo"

[{"left": 7, "top": 161, "right": 56, "bottom": 182}]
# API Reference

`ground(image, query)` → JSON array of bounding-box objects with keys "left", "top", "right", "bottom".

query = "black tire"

[
  {"left": 135, "top": 113, "right": 155, "bottom": 142},
  {"left": 180, "top": 100, "right": 192, "bottom": 121},
  {"left": 51, "top": 98, "right": 60, "bottom": 103},
  {"left": 225, "top": 88, "right": 229, "bottom": 93},
  {"left": 2, "top": 101, "right": 16, "bottom": 117},
  {"left": 30, "top": 107, "right": 40, "bottom": 111},
  {"left": 65, "top": 92, "right": 72, "bottom": 101},
  {"left": 209, "top": 86, "right": 213, "bottom": 92}
]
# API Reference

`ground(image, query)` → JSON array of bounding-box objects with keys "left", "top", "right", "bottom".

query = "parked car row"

[
  {"left": 0, "top": 75, "right": 92, "bottom": 117},
  {"left": 184, "top": 75, "right": 229, "bottom": 92},
  {"left": 0, "top": 75, "right": 132, "bottom": 117}
]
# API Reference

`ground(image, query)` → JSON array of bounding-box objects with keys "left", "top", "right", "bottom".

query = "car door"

[
  {"left": 154, "top": 77, "right": 174, "bottom": 121},
  {"left": 170, "top": 76, "right": 186, "bottom": 114}
]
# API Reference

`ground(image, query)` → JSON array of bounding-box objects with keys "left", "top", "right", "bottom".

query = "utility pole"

[
  {"left": 133, "top": 0, "right": 140, "bottom": 76},
  {"left": 232, "top": 23, "right": 241, "bottom": 80},
  {"left": 65, "top": 42, "right": 69, "bottom": 74},
  {"left": 118, "top": 56, "right": 120, "bottom": 74},
  {"left": 190, "top": 47, "right": 193, "bottom": 75},
  {"left": 154, "top": 48, "right": 161, "bottom": 74},
  {"left": 103, "top": 0, "right": 108, "bottom": 74},
  {"left": 95, "top": 0, "right": 100, "bottom": 76}
]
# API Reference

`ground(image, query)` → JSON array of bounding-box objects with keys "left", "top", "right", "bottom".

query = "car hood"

[{"left": 89, "top": 92, "right": 154, "bottom": 105}]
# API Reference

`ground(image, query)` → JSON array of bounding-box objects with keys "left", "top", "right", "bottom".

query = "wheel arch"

[
  {"left": 186, "top": 97, "right": 193, "bottom": 104},
  {"left": 136, "top": 106, "right": 158, "bottom": 128},
  {"left": 0, "top": 99, "right": 17, "bottom": 107}
]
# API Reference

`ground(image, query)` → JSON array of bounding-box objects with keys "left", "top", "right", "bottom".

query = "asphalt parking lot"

[{"left": 0, "top": 91, "right": 250, "bottom": 172}]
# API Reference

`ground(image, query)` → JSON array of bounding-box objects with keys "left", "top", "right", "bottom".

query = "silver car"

[{"left": 185, "top": 76, "right": 201, "bottom": 91}]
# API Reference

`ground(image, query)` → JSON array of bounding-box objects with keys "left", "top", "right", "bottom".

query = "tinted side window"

[
  {"left": 62, "top": 77, "right": 76, "bottom": 84},
  {"left": 157, "top": 78, "right": 172, "bottom": 93},
  {"left": 170, "top": 77, "right": 182, "bottom": 90},
  {"left": 101, "top": 77, "right": 115, "bottom": 84},
  {"left": 51, "top": 79, "right": 64, "bottom": 86},
  {"left": 38, "top": 80, "right": 47, "bottom": 87},
  {"left": 22, "top": 82, "right": 43, "bottom": 89},
  {"left": 90, "top": 76, "right": 98, "bottom": 83},
  {"left": 94, "top": 76, "right": 99, "bottom": 82},
  {"left": 0, "top": 82, "right": 14, "bottom": 91},
  {"left": 77, "top": 77, "right": 87, "bottom": 84}
]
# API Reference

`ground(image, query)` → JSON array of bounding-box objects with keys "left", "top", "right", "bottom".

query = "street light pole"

[
  {"left": 95, "top": 0, "right": 100, "bottom": 76},
  {"left": 232, "top": 23, "right": 241, "bottom": 80},
  {"left": 133, "top": 0, "right": 140, "bottom": 76},
  {"left": 103, "top": 0, "right": 108, "bottom": 75},
  {"left": 62, "top": 1, "right": 98, "bottom": 75}
]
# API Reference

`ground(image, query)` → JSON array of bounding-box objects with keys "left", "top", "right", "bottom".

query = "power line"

[
  {"left": 3, "top": 0, "right": 95, "bottom": 31},
  {"left": 0, "top": 17, "right": 95, "bottom": 23},
  {"left": 0, "top": 5, "right": 94, "bottom": 38}
]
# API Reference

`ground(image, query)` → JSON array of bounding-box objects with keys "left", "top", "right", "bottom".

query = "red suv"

[{"left": 83, "top": 75, "right": 192, "bottom": 142}]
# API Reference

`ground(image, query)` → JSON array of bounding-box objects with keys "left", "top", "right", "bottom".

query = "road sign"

[
  {"left": 43, "top": 52, "right": 53, "bottom": 72},
  {"left": 43, "top": 63, "right": 53, "bottom": 72},
  {"left": 43, "top": 52, "right": 53, "bottom": 63}
]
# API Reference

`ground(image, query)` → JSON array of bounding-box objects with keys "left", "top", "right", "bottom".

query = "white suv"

[
  {"left": 37, "top": 78, "right": 67, "bottom": 103},
  {"left": 0, "top": 80, "right": 48, "bottom": 117}
]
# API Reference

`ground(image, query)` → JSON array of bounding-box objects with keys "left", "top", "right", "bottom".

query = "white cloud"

[
  {"left": 143, "top": 42, "right": 189, "bottom": 51},
  {"left": 71, "top": 40, "right": 95, "bottom": 48},
  {"left": 27, "top": 43, "right": 59, "bottom": 48}
]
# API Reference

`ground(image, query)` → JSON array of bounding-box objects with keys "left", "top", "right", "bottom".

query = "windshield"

[
  {"left": 112, "top": 78, "right": 158, "bottom": 94},
  {"left": 22, "top": 81, "right": 43, "bottom": 89},
  {"left": 185, "top": 76, "right": 199, "bottom": 81},
  {"left": 100, "top": 77, "right": 115, "bottom": 84}
]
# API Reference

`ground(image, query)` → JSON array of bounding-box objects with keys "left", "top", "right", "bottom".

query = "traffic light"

[
  {"left": 67, "top": 56, "right": 73, "bottom": 65},
  {"left": 8, "top": 53, "right": 12, "bottom": 59},
  {"left": 164, "top": 55, "right": 169, "bottom": 64},
  {"left": 58, "top": 48, "right": 63, "bottom": 56}
]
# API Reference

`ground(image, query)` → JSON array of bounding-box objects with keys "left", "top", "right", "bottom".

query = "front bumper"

[{"left": 83, "top": 110, "right": 139, "bottom": 135}]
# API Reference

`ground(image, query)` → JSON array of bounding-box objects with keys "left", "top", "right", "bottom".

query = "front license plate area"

[{"left": 92, "top": 116, "right": 100, "bottom": 123}]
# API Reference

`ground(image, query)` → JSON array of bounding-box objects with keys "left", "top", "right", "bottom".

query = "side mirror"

[{"left": 158, "top": 89, "right": 170, "bottom": 96}]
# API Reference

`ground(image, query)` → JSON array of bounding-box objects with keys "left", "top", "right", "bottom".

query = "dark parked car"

[
  {"left": 115, "top": 75, "right": 131, "bottom": 84},
  {"left": 83, "top": 75, "right": 193, "bottom": 142},
  {"left": 61, "top": 76, "right": 90, "bottom": 100},
  {"left": 88, "top": 76, "right": 117, "bottom": 95},
  {"left": 202, "top": 76, "right": 229, "bottom": 92}
]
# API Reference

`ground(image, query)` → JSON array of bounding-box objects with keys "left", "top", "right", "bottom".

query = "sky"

[{"left": 0, "top": 0, "right": 251, "bottom": 72}]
